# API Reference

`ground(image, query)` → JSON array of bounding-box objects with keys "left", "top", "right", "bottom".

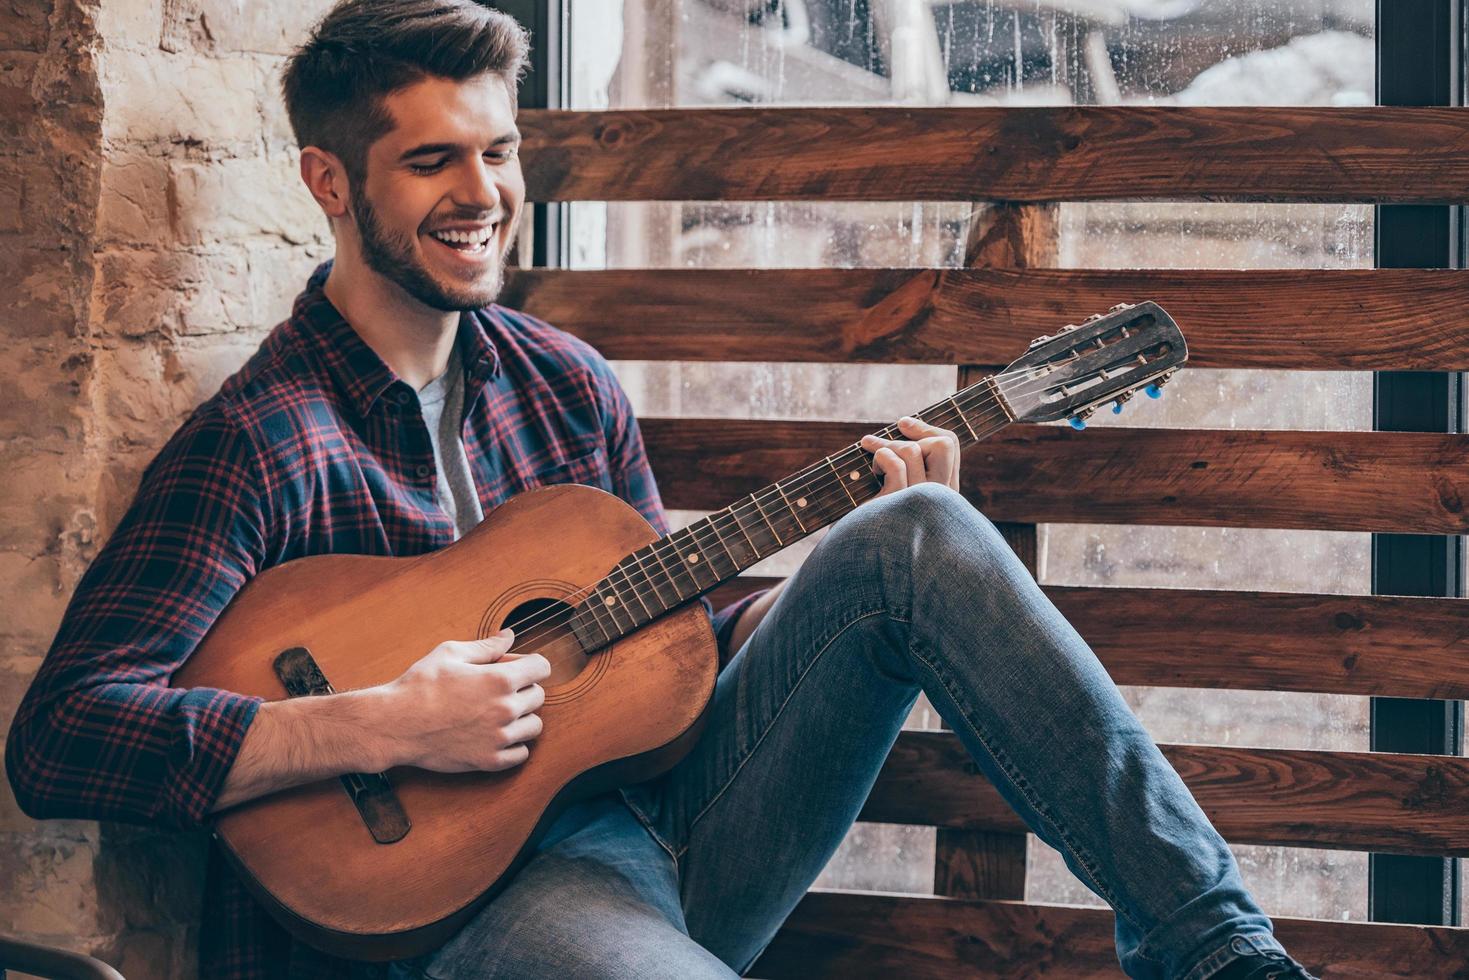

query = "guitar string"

[
  {"left": 500, "top": 377, "right": 1054, "bottom": 664},
  {"left": 492, "top": 348, "right": 1166, "bottom": 663},
  {"left": 495, "top": 352, "right": 1163, "bottom": 663},
  {"left": 497, "top": 367, "right": 1033, "bottom": 650},
  {"left": 508, "top": 398, "right": 1022, "bottom": 673}
]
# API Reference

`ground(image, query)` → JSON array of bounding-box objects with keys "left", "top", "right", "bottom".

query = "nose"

[{"left": 454, "top": 156, "right": 503, "bottom": 216}]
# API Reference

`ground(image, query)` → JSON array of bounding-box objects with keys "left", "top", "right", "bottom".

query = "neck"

[
  {"left": 323, "top": 252, "right": 459, "bottom": 390},
  {"left": 566, "top": 374, "right": 1014, "bottom": 653}
]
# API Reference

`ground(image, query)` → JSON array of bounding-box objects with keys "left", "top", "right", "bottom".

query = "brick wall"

[{"left": 2, "top": 1, "right": 332, "bottom": 974}]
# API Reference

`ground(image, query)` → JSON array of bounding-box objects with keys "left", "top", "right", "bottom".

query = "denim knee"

[{"left": 836, "top": 483, "right": 1013, "bottom": 592}]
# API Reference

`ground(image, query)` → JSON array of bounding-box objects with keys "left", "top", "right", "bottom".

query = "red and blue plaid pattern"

[{"left": 6, "top": 264, "right": 758, "bottom": 978}]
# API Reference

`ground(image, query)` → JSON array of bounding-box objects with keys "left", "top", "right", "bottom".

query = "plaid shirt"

[{"left": 6, "top": 264, "right": 761, "bottom": 979}]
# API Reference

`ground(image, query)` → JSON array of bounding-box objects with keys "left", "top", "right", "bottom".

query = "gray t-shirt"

[{"left": 417, "top": 344, "right": 485, "bottom": 540}]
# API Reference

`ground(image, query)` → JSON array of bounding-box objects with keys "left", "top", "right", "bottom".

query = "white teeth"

[{"left": 431, "top": 227, "right": 494, "bottom": 246}]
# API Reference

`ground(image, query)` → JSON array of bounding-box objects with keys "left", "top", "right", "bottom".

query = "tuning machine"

[
  {"left": 1145, "top": 369, "right": 1178, "bottom": 398},
  {"left": 1067, "top": 405, "right": 1099, "bottom": 430}
]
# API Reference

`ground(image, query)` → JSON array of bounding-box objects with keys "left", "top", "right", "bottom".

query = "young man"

[{"left": 7, "top": 2, "right": 1318, "bottom": 978}]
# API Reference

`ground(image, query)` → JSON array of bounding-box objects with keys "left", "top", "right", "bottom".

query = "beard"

[{"left": 350, "top": 189, "right": 510, "bottom": 312}]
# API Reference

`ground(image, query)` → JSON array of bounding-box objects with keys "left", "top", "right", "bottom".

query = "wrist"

[{"left": 346, "top": 683, "right": 408, "bottom": 772}]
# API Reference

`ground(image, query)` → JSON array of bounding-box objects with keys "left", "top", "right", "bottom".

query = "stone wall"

[{"left": 2, "top": 1, "right": 332, "bottom": 974}]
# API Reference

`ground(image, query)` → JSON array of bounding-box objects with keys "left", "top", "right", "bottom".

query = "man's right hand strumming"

[{"left": 212, "top": 628, "right": 551, "bottom": 813}]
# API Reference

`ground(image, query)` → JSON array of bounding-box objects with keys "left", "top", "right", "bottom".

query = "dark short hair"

[{"left": 281, "top": 0, "right": 531, "bottom": 183}]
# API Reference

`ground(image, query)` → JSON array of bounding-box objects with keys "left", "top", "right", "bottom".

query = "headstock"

[{"left": 997, "top": 301, "right": 1187, "bottom": 428}]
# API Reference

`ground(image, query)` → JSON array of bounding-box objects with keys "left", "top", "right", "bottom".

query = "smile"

[{"left": 427, "top": 225, "right": 498, "bottom": 255}]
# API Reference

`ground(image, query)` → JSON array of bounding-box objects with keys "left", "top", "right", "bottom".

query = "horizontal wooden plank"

[
  {"left": 504, "top": 267, "right": 1469, "bottom": 372},
  {"left": 859, "top": 731, "right": 1469, "bottom": 858},
  {"left": 754, "top": 891, "right": 1469, "bottom": 979},
  {"left": 706, "top": 581, "right": 1469, "bottom": 701},
  {"left": 520, "top": 106, "right": 1469, "bottom": 203},
  {"left": 643, "top": 420, "right": 1469, "bottom": 534}
]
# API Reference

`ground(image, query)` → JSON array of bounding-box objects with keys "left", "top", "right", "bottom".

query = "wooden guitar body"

[{"left": 174, "top": 484, "right": 718, "bottom": 960}]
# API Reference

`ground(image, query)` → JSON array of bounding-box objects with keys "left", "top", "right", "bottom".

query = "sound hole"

[{"left": 500, "top": 597, "right": 588, "bottom": 687}]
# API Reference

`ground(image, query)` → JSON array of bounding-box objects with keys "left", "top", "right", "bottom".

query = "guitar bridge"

[{"left": 272, "top": 647, "right": 411, "bottom": 845}]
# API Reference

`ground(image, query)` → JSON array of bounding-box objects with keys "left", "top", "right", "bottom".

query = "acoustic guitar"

[{"left": 174, "top": 300, "right": 1187, "bottom": 959}]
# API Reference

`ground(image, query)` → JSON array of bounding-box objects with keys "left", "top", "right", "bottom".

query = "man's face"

[{"left": 351, "top": 73, "right": 526, "bottom": 312}]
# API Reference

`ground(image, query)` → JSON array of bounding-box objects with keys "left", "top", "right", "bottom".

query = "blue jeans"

[{"left": 391, "top": 483, "right": 1284, "bottom": 979}]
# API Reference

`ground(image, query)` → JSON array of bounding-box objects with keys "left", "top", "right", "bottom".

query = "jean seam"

[
  {"left": 1176, "top": 932, "right": 1281, "bottom": 980},
  {"left": 907, "top": 640, "right": 1150, "bottom": 938},
  {"left": 672, "top": 607, "right": 891, "bottom": 861}
]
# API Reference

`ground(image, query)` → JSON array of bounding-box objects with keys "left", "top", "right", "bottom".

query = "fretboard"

[{"left": 569, "top": 373, "right": 1012, "bottom": 651}]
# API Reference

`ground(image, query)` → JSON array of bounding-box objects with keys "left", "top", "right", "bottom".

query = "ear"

[{"left": 299, "top": 146, "right": 351, "bottom": 220}]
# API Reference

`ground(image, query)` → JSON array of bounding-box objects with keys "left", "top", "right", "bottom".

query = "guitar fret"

[
  {"left": 594, "top": 581, "right": 630, "bottom": 634},
  {"left": 722, "top": 504, "right": 761, "bottom": 563},
  {"left": 948, "top": 394, "right": 978, "bottom": 440},
  {"left": 643, "top": 542, "right": 686, "bottom": 606},
  {"left": 676, "top": 526, "right": 717, "bottom": 589},
  {"left": 701, "top": 515, "right": 742, "bottom": 576},
  {"left": 617, "top": 562, "right": 655, "bottom": 620},
  {"left": 750, "top": 493, "right": 784, "bottom": 547},
  {"left": 825, "top": 456, "right": 860, "bottom": 508},
  {"left": 581, "top": 597, "right": 613, "bottom": 642},
  {"left": 775, "top": 482, "right": 807, "bottom": 533}
]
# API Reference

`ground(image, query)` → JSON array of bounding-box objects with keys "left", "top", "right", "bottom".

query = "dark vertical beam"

[
  {"left": 499, "top": 0, "right": 567, "bottom": 267},
  {"left": 1371, "top": 0, "right": 1464, "bottom": 928}
]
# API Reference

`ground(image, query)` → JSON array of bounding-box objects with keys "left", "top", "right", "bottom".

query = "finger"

[
  {"left": 504, "top": 682, "right": 545, "bottom": 719},
  {"left": 896, "top": 415, "right": 953, "bottom": 441},
  {"left": 895, "top": 441, "right": 925, "bottom": 486},
  {"left": 921, "top": 435, "right": 959, "bottom": 488},
  {"left": 874, "top": 446, "right": 907, "bottom": 496},
  {"left": 486, "top": 744, "right": 531, "bottom": 772},
  {"left": 498, "top": 712, "right": 543, "bottom": 747},
  {"left": 456, "top": 629, "right": 515, "bottom": 664},
  {"left": 497, "top": 652, "right": 552, "bottom": 689}
]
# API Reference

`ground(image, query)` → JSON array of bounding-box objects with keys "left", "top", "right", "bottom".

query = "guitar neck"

[{"left": 572, "top": 373, "right": 1014, "bottom": 647}]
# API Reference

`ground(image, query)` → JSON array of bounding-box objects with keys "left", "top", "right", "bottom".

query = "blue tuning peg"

[
  {"left": 1145, "top": 383, "right": 1162, "bottom": 399},
  {"left": 1068, "top": 416, "right": 1087, "bottom": 430}
]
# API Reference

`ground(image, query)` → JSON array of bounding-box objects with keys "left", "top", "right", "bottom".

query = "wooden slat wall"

[
  {"left": 503, "top": 267, "right": 1469, "bottom": 371},
  {"left": 860, "top": 731, "right": 1469, "bottom": 857},
  {"left": 526, "top": 103, "right": 1469, "bottom": 975},
  {"left": 643, "top": 420, "right": 1469, "bottom": 534},
  {"left": 753, "top": 892, "right": 1469, "bottom": 979},
  {"left": 707, "top": 580, "right": 1469, "bottom": 701},
  {"left": 520, "top": 107, "right": 1469, "bottom": 203}
]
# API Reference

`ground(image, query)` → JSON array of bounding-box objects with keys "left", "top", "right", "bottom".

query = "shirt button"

[
  {"left": 396, "top": 390, "right": 412, "bottom": 406},
  {"left": 415, "top": 464, "right": 432, "bottom": 478}
]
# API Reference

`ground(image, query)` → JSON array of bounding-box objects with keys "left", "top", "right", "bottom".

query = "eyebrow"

[{"left": 398, "top": 131, "right": 522, "bottom": 161}]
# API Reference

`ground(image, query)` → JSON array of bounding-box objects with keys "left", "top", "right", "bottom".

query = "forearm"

[
  {"left": 212, "top": 685, "right": 400, "bottom": 813},
  {"left": 726, "top": 578, "right": 789, "bottom": 654}
]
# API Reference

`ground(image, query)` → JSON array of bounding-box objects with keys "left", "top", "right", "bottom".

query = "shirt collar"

[{"left": 293, "top": 260, "right": 503, "bottom": 418}]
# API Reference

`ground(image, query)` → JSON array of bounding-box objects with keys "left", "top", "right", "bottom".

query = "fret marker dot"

[
  {"left": 796, "top": 497, "right": 807, "bottom": 507},
  {"left": 849, "top": 470, "right": 860, "bottom": 480},
  {"left": 688, "top": 553, "right": 700, "bottom": 563},
  {"left": 604, "top": 596, "right": 617, "bottom": 606}
]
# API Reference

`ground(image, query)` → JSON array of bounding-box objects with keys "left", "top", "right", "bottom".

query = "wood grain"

[
  {"left": 708, "top": 580, "right": 1469, "bottom": 700},
  {"left": 642, "top": 420, "right": 1469, "bottom": 534},
  {"left": 501, "top": 267, "right": 1469, "bottom": 371},
  {"left": 520, "top": 106, "right": 1469, "bottom": 203},
  {"left": 859, "top": 731, "right": 1469, "bottom": 857},
  {"left": 753, "top": 891, "right": 1469, "bottom": 978}
]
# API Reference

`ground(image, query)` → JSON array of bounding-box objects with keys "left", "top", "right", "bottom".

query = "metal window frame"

[
  {"left": 1372, "top": 0, "right": 1464, "bottom": 927},
  {"left": 500, "top": 0, "right": 568, "bottom": 268}
]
